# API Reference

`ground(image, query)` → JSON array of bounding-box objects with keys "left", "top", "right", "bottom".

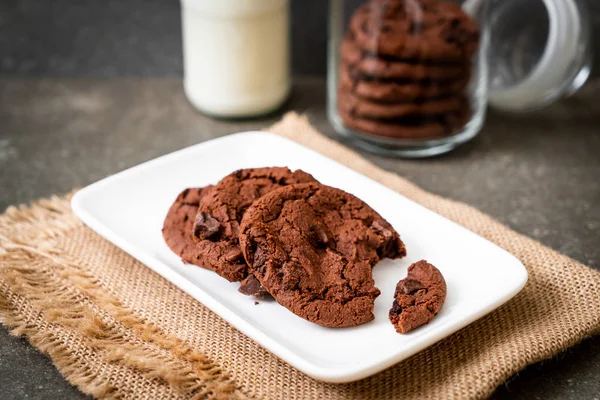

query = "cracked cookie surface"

[
  {"left": 389, "top": 260, "right": 446, "bottom": 333},
  {"left": 192, "top": 167, "right": 317, "bottom": 284},
  {"left": 239, "top": 182, "right": 407, "bottom": 327}
]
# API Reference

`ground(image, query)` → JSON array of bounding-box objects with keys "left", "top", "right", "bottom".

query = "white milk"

[{"left": 181, "top": 0, "right": 290, "bottom": 118}]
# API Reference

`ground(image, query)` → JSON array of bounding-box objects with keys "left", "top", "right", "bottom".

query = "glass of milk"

[{"left": 181, "top": 0, "right": 290, "bottom": 118}]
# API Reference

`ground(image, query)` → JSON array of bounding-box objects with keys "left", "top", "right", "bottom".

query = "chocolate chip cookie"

[
  {"left": 389, "top": 260, "right": 446, "bottom": 333},
  {"left": 350, "top": 0, "right": 480, "bottom": 61},
  {"left": 341, "top": 36, "right": 469, "bottom": 81},
  {"left": 339, "top": 89, "right": 467, "bottom": 120},
  {"left": 338, "top": 105, "right": 470, "bottom": 138},
  {"left": 162, "top": 186, "right": 214, "bottom": 265},
  {"left": 239, "top": 183, "right": 407, "bottom": 327},
  {"left": 193, "top": 167, "right": 317, "bottom": 283},
  {"left": 340, "top": 65, "right": 469, "bottom": 102}
]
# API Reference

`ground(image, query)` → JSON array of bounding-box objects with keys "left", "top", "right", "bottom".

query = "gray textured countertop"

[{"left": 0, "top": 77, "right": 599, "bottom": 399}]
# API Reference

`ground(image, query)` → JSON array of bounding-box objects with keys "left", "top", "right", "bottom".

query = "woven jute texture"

[{"left": 1, "top": 113, "right": 599, "bottom": 400}]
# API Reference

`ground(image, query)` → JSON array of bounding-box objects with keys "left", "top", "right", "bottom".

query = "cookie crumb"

[
  {"left": 239, "top": 274, "right": 269, "bottom": 298},
  {"left": 254, "top": 301, "right": 259, "bottom": 305}
]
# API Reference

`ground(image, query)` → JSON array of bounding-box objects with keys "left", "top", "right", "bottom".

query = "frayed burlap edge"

[{"left": 0, "top": 199, "right": 250, "bottom": 400}]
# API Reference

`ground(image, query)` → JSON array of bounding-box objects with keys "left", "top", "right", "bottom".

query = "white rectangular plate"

[{"left": 72, "top": 131, "right": 527, "bottom": 383}]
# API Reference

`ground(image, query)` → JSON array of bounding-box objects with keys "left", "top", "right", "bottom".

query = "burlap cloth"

[{"left": 1, "top": 113, "right": 599, "bottom": 400}]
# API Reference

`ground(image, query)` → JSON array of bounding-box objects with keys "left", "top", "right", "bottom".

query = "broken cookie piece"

[{"left": 389, "top": 260, "right": 446, "bottom": 334}]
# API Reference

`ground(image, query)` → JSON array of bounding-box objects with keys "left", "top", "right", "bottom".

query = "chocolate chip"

[
  {"left": 390, "top": 299, "right": 402, "bottom": 314},
  {"left": 396, "top": 278, "right": 426, "bottom": 294},
  {"left": 253, "top": 246, "right": 267, "bottom": 274},
  {"left": 309, "top": 226, "right": 329, "bottom": 248},
  {"left": 194, "top": 212, "right": 220, "bottom": 240},
  {"left": 238, "top": 274, "right": 269, "bottom": 298},
  {"left": 371, "top": 221, "right": 394, "bottom": 250},
  {"left": 224, "top": 247, "right": 243, "bottom": 262},
  {"left": 372, "top": 220, "right": 393, "bottom": 239}
]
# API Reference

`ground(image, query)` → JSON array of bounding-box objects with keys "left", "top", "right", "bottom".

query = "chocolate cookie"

[
  {"left": 193, "top": 167, "right": 317, "bottom": 283},
  {"left": 340, "top": 37, "right": 469, "bottom": 81},
  {"left": 339, "top": 88, "right": 467, "bottom": 120},
  {"left": 389, "top": 260, "right": 446, "bottom": 334},
  {"left": 338, "top": 106, "right": 470, "bottom": 139},
  {"left": 349, "top": 0, "right": 480, "bottom": 61},
  {"left": 239, "top": 183, "right": 407, "bottom": 327},
  {"left": 162, "top": 186, "right": 214, "bottom": 265},
  {"left": 163, "top": 186, "right": 268, "bottom": 296},
  {"left": 340, "top": 65, "right": 469, "bottom": 102}
]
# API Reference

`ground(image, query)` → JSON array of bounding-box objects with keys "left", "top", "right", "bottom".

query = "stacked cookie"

[
  {"left": 338, "top": 0, "right": 480, "bottom": 139},
  {"left": 162, "top": 168, "right": 317, "bottom": 298},
  {"left": 163, "top": 167, "right": 407, "bottom": 328}
]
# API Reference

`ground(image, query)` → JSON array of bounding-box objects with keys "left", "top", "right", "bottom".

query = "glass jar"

[{"left": 327, "top": 0, "right": 592, "bottom": 157}]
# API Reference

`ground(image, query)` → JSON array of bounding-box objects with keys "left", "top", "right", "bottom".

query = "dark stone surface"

[
  {"left": 0, "top": 0, "right": 599, "bottom": 77},
  {"left": 0, "top": 0, "right": 328, "bottom": 76},
  {"left": 0, "top": 77, "right": 599, "bottom": 399},
  {"left": 0, "top": 328, "right": 89, "bottom": 399}
]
